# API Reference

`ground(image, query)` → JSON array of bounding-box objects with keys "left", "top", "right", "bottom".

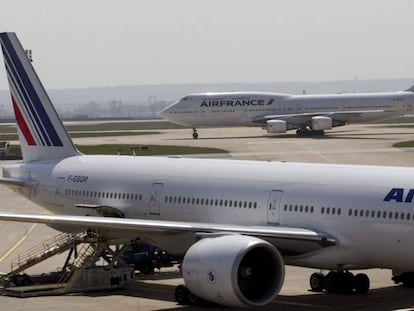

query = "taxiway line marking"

[{"left": 0, "top": 223, "right": 37, "bottom": 263}]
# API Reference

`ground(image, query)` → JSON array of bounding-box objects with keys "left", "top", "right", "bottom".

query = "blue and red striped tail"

[{"left": 0, "top": 32, "right": 78, "bottom": 162}]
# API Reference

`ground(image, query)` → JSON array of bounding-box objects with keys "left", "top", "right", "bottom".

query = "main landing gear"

[
  {"left": 175, "top": 285, "right": 207, "bottom": 306},
  {"left": 392, "top": 272, "right": 414, "bottom": 287},
  {"left": 296, "top": 128, "right": 325, "bottom": 137},
  {"left": 192, "top": 128, "right": 199, "bottom": 139},
  {"left": 309, "top": 271, "right": 370, "bottom": 294}
]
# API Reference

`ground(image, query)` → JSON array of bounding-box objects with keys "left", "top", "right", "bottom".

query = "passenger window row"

[
  {"left": 283, "top": 204, "right": 343, "bottom": 215},
  {"left": 249, "top": 109, "right": 274, "bottom": 112},
  {"left": 169, "top": 110, "right": 198, "bottom": 114},
  {"left": 284, "top": 204, "right": 408, "bottom": 221},
  {"left": 349, "top": 208, "right": 412, "bottom": 221},
  {"left": 321, "top": 206, "right": 342, "bottom": 215},
  {"left": 211, "top": 110, "right": 235, "bottom": 113},
  {"left": 283, "top": 204, "right": 315, "bottom": 213},
  {"left": 164, "top": 195, "right": 258, "bottom": 209},
  {"left": 65, "top": 189, "right": 143, "bottom": 201}
]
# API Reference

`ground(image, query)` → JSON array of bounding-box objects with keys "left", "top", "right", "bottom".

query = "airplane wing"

[
  {"left": 254, "top": 110, "right": 386, "bottom": 125},
  {"left": 0, "top": 177, "right": 38, "bottom": 188},
  {"left": 0, "top": 213, "right": 336, "bottom": 256}
]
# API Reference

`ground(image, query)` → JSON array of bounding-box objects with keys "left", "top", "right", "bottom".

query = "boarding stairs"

[
  {"left": 0, "top": 232, "right": 134, "bottom": 297},
  {"left": 58, "top": 243, "right": 97, "bottom": 283},
  {"left": 0, "top": 232, "right": 86, "bottom": 281}
]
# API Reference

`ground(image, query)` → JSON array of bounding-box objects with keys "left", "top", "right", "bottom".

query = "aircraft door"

[
  {"left": 405, "top": 103, "right": 414, "bottom": 113},
  {"left": 267, "top": 190, "right": 283, "bottom": 224},
  {"left": 55, "top": 176, "right": 66, "bottom": 206},
  {"left": 149, "top": 183, "right": 163, "bottom": 216}
]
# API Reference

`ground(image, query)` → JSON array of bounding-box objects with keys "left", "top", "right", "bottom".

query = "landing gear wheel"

[
  {"left": 310, "top": 272, "right": 325, "bottom": 292},
  {"left": 296, "top": 129, "right": 308, "bottom": 136},
  {"left": 397, "top": 273, "right": 414, "bottom": 287},
  {"left": 392, "top": 272, "right": 414, "bottom": 287},
  {"left": 189, "top": 292, "right": 200, "bottom": 304},
  {"left": 354, "top": 273, "right": 370, "bottom": 294},
  {"left": 175, "top": 285, "right": 190, "bottom": 305},
  {"left": 339, "top": 271, "right": 355, "bottom": 294},
  {"left": 325, "top": 271, "right": 339, "bottom": 293},
  {"left": 312, "top": 271, "right": 370, "bottom": 295},
  {"left": 296, "top": 128, "right": 325, "bottom": 137},
  {"left": 192, "top": 129, "right": 198, "bottom": 139}
]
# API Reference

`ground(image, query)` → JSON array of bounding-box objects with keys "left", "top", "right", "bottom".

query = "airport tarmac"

[{"left": 1, "top": 123, "right": 414, "bottom": 310}]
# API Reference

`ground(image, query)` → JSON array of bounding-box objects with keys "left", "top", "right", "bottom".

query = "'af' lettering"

[{"left": 383, "top": 188, "right": 414, "bottom": 203}]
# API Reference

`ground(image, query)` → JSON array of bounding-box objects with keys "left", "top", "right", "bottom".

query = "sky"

[{"left": 0, "top": 0, "right": 413, "bottom": 90}]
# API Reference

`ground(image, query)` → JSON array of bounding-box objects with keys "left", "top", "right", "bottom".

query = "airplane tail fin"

[
  {"left": 406, "top": 84, "right": 414, "bottom": 92},
  {"left": 0, "top": 32, "right": 79, "bottom": 162}
]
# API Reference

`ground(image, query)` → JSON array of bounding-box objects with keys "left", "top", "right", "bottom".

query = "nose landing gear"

[{"left": 192, "top": 129, "right": 199, "bottom": 139}]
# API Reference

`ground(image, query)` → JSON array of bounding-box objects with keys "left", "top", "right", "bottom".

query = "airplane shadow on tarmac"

[{"left": 81, "top": 280, "right": 414, "bottom": 311}]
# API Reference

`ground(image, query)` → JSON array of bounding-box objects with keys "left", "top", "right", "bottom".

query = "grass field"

[
  {"left": 0, "top": 120, "right": 184, "bottom": 133},
  {"left": 0, "top": 120, "right": 186, "bottom": 140},
  {"left": 0, "top": 131, "right": 160, "bottom": 141},
  {"left": 65, "top": 121, "right": 186, "bottom": 131},
  {"left": 7, "top": 144, "right": 228, "bottom": 157},
  {"left": 0, "top": 120, "right": 228, "bottom": 157},
  {"left": 393, "top": 141, "right": 414, "bottom": 148},
  {"left": 70, "top": 131, "right": 160, "bottom": 138},
  {"left": 0, "top": 120, "right": 185, "bottom": 134},
  {"left": 76, "top": 144, "right": 228, "bottom": 156}
]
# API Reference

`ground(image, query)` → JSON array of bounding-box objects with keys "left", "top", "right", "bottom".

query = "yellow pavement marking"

[{"left": 0, "top": 223, "right": 37, "bottom": 264}]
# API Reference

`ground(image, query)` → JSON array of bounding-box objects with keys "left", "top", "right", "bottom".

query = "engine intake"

[
  {"left": 311, "top": 116, "right": 332, "bottom": 130},
  {"left": 182, "top": 235, "right": 285, "bottom": 308},
  {"left": 266, "top": 120, "right": 287, "bottom": 133}
]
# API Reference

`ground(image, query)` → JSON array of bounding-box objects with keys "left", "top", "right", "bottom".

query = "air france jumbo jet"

[
  {"left": 160, "top": 87, "right": 414, "bottom": 139},
  {"left": 1, "top": 32, "right": 414, "bottom": 308}
]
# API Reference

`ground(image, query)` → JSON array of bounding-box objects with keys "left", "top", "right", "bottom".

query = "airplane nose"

[
  {"left": 159, "top": 100, "right": 188, "bottom": 126},
  {"left": 159, "top": 106, "right": 170, "bottom": 119}
]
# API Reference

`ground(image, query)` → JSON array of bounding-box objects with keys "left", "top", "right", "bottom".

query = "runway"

[{"left": 1, "top": 123, "right": 414, "bottom": 310}]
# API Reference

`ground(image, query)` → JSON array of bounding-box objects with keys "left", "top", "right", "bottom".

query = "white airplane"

[
  {"left": 160, "top": 87, "right": 414, "bottom": 139},
  {"left": 1, "top": 32, "right": 414, "bottom": 308}
]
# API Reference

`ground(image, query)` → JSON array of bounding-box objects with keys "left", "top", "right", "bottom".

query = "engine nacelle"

[
  {"left": 266, "top": 120, "right": 287, "bottom": 133},
  {"left": 182, "top": 235, "right": 285, "bottom": 308},
  {"left": 311, "top": 116, "right": 332, "bottom": 130}
]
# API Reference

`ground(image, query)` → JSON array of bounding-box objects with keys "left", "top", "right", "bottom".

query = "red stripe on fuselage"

[{"left": 11, "top": 96, "right": 36, "bottom": 146}]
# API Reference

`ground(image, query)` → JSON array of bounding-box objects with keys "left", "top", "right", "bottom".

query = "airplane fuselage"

[
  {"left": 4, "top": 155, "right": 414, "bottom": 271},
  {"left": 161, "top": 91, "right": 414, "bottom": 128}
]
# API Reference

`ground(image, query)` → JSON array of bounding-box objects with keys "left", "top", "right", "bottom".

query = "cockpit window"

[{"left": 182, "top": 97, "right": 188, "bottom": 101}]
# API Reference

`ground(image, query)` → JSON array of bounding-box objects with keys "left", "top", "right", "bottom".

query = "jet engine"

[
  {"left": 181, "top": 235, "right": 285, "bottom": 307},
  {"left": 311, "top": 116, "right": 332, "bottom": 130},
  {"left": 266, "top": 120, "right": 287, "bottom": 133}
]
